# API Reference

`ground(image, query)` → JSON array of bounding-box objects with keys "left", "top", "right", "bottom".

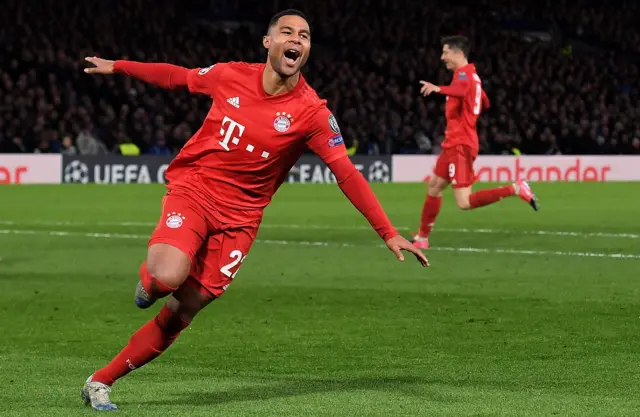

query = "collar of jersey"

[
  {"left": 455, "top": 63, "right": 475, "bottom": 74},
  {"left": 256, "top": 66, "right": 306, "bottom": 102}
]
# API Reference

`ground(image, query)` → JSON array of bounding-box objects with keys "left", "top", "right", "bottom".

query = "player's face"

[
  {"left": 441, "top": 44, "right": 459, "bottom": 71},
  {"left": 263, "top": 15, "right": 311, "bottom": 78}
]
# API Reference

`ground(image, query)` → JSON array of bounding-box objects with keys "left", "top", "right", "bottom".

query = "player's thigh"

[
  {"left": 190, "top": 226, "right": 258, "bottom": 299},
  {"left": 428, "top": 174, "right": 449, "bottom": 197},
  {"left": 431, "top": 152, "right": 453, "bottom": 196},
  {"left": 449, "top": 146, "right": 476, "bottom": 190},
  {"left": 147, "top": 192, "right": 208, "bottom": 286}
]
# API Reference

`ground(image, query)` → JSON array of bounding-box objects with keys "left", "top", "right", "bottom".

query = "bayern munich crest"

[
  {"left": 166, "top": 212, "right": 186, "bottom": 229},
  {"left": 274, "top": 112, "right": 293, "bottom": 132}
]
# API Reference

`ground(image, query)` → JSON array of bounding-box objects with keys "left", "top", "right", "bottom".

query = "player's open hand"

[
  {"left": 84, "top": 57, "right": 115, "bottom": 75},
  {"left": 419, "top": 81, "right": 440, "bottom": 96},
  {"left": 385, "top": 235, "right": 430, "bottom": 267}
]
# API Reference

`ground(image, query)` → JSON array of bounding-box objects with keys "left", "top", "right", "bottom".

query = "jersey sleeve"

[
  {"left": 306, "top": 106, "right": 348, "bottom": 164},
  {"left": 439, "top": 72, "right": 472, "bottom": 97},
  {"left": 481, "top": 90, "right": 490, "bottom": 110},
  {"left": 186, "top": 63, "right": 225, "bottom": 96}
]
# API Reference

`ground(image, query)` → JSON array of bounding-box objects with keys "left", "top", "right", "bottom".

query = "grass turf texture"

[{"left": 1, "top": 182, "right": 639, "bottom": 416}]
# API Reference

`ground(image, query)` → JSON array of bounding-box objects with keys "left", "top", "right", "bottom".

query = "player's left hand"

[
  {"left": 419, "top": 81, "right": 440, "bottom": 96},
  {"left": 385, "top": 235, "right": 430, "bottom": 267},
  {"left": 84, "top": 57, "right": 115, "bottom": 75}
]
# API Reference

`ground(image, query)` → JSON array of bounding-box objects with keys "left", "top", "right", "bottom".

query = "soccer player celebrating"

[
  {"left": 412, "top": 35, "right": 538, "bottom": 249},
  {"left": 80, "top": 9, "right": 428, "bottom": 411}
]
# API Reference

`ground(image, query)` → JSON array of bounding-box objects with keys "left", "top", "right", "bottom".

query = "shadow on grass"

[{"left": 125, "top": 375, "right": 451, "bottom": 406}]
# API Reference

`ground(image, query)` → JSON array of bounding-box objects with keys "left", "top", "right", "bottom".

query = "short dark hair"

[
  {"left": 268, "top": 9, "right": 310, "bottom": 33},
  {"left": 441, "top": 35, "right": 470, "bottom": 58}
]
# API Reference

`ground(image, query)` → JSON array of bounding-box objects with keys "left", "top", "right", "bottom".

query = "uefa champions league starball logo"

[
  {"left": 368, "top": 161, "right": 391, "bottom": 182},
  {"left": 64, "top": 160, "right": 90, "bottom": 184},
  {"left": 274, "top": 112, "right": 293, "bottom": 132}
]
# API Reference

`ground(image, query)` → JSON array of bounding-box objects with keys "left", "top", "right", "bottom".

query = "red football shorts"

[
  {"left": 148, "top": 190, "right": 258, "bottom": 300},
  {"left": 433, "top": 145, "right": 477, "bottom": 188}
]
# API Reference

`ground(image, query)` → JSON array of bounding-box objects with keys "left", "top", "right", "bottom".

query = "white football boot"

[{"left": 81, "top": 374, "right": 118, "bottom": 411}]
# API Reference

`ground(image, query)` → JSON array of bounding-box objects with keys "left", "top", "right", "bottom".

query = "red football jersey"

[
  {"left": 164, "top": 62, "right": 347, "bottom": 225},
  {"left": 440, "top": 63, "right": 489, "bottom": 155}
]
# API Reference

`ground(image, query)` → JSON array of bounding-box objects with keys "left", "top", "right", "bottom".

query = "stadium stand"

[{"left": 0, "top": 0, "right": 638, "bottom": 155}]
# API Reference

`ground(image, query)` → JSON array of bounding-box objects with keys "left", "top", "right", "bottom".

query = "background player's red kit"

[{"left": 433, "top": 63, "right": 490, "bottom": 188}]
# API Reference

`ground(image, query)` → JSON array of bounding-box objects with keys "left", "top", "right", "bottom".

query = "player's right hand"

[
  {"left": 385, "top": 235, "right": 430, "bottom": 267},
  {"left": 419, "top": 81, "right": 440, "bottom": 96},
  {"left": 84, "top": 57, "right": 115, "bottom": 75}
]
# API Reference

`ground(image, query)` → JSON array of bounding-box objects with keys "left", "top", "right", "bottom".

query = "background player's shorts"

[
  {"left": 433, "top": 145, "right": 477, "bottom": 188},
  {"left": 148, "top": 189, "right": 259, "bottom": 300}
]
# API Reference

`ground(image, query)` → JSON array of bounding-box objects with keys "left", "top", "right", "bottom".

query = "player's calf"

[
  {"left": 414, "top": 176, "right": 447, "bottom": 244},
  {"left": 456, "top": 181, "right": 539, "bottom": 211},
  {"left": 457, "top": 185, "right": 515, "bottom": 210},
  {"left": 88, "top": 284, "right": 210, "bottom": 402}
]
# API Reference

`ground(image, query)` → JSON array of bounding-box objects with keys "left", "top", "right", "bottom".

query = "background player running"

[
  {"left": 80, "top": 9, "right": 428, "bottom": 412},
  {"left": 412, "top": 35, "right": 539, "bottom": 250}
]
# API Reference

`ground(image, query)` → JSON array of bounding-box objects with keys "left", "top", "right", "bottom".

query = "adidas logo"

[{"left": 227, "top": 97, "right": 240, "bottom": 108}]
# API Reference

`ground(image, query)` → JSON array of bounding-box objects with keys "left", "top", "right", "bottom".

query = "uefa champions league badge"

[
  {"left": 166, "top": 212, "right": 186, "bottom": 229},
  {"left": 274, "top": 112, "right": 293, "bottom": 132}
]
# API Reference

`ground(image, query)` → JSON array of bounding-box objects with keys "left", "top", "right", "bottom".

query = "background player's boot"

[
  {"left": 411, "top": 233, "right": 430, "bottom": 249},
  {"left": 134, "top": 280, "right": 157, "bottom": 309},
  {"left": 81, "top": 374, "right": 118, "bottom": 411},
  {"left": 515, "top": 179, "right": 539, "bottom": 211}
]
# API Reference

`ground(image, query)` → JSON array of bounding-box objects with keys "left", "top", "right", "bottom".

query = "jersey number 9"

[{"left": 473, "top": 84, "right": 482, "bottom": 115}]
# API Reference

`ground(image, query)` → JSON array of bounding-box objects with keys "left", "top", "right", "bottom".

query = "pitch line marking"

[
  {"left": 1, "top": 228, "right": 639, "bottom": 260},
  {"left": 0, "top": 220, "right": 637, "bottom": 239}
]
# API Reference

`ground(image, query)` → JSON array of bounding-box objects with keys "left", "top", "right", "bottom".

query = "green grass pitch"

[{"left": 1, "top": 182, "right": 639, "bottom": 416}]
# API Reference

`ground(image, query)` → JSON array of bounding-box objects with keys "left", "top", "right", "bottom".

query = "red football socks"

[
  {"left": 92, "top": 306, "right": 190, "bottom": 386},
  {"left": 469, "top": 185, "right": 515, "bottom": 209},
  {"left": 139, "top": 262, "right": 176, "bottom": 298},
  {"left": 419, "top": 196, "right": 442, "bottom": 237}
]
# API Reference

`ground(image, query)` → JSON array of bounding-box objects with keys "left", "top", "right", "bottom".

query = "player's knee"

[
  {"left": 146, "top": 261, "right": 188, "bottom": 288},
  {"left": 453, "top": 186, "right": 473, "bottom": 210},
  {"left": 427, "top": 186, "right": 443, "bottom": 198},
  {"left": 147, "top": 245, "right": 191, "bottom": 288},
  {"left": 454, "top": 193, "right": 471, "bottom": 210},
  {"left": 147, "top": 260, "right": 189, "bottom": 288},
  {"left": 427, "top": 182, "right": 445, "bottom": 197},
  {"left": 456, "top": 199, "right": 471, "bottom": 210}
]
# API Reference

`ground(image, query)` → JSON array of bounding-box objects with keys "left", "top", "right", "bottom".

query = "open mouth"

[{"left": 283, "top": 49, "right": 301, "bottom": 66}]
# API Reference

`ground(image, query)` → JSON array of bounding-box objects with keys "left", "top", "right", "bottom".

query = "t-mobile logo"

[
  {"left": 219, "top": 116, "right": 246, "bottom": 151},
  {"left": 218, "top": 116, "right": 270, "bottom": 158}
]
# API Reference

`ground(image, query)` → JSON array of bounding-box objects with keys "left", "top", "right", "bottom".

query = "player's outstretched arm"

[
  {"left": 419, "top": 80, "right": 468, "bottom": 97},
  {"left": 305, "top": 108, "right": 428, "bottom": 266},
  {"left": 84, "top": 57, "right": 189, "bottom": 90},
  {"left": 327, "top": 156, "right": 429, "bottom": 267}
]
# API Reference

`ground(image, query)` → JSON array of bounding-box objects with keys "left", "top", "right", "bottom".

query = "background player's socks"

[
  {"left": 139, "top": 262, "right": 176, "bottom": 298},
  {"left": 419, "top": 196, "right": 442, "bottom": 237},
  {"left": 469, "top": 186, "right": 515, "bottom": 209},
  {"left": 92, "top": 306, "right": 189, "bottom": 386}
]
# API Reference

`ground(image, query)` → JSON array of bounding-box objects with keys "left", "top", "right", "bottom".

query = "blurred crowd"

[{"left": 0, "top": 0, "right": 638, "bottom": 156}]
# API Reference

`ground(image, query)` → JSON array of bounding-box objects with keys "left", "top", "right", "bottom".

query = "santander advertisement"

[
  {"left": 392, "top": 155, "right": 640, "bottom": 183},
  {"left": 0, "top": 155, "right": 62, "bottom": 184}
]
